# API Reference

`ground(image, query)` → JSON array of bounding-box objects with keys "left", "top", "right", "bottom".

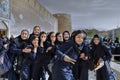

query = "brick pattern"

[
  {"left": 8, "top": 0, "right": 58, "bottom": 37},
  {"left": 53, "top": 14, "right": 72, "bottom": 33}
]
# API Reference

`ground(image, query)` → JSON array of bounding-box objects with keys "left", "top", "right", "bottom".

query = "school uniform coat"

[
  {"left": 32, "top": 46, "right": 46, "bottom": 80},
  {"left": 20, "top": 45, "right": 35, "bottom": 80},
  {"left": 73, "top": 41, "right": 89, "bottom": 80},
  {"left": 52, "top": 40, "right": 80, "bottom": 80},
  {"left": 90, "top": 44, "right": 111, "bottom": 80},
  {"left": 10, "top": 35, "right": 29, "bottom": 80}
]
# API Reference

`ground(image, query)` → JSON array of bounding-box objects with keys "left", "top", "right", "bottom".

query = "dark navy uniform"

[
  {"left": 90, "top": 44, "right": 111, "bottom": 80},
  {"left": 10, "top": 35, "right": 29, "bottom": 80},
  {"left": 32, "top": 46, "right": 46, "bottom": 80},
  {"left": 72, "top": 41, "right": 89, "bottom": 80},
  {"left": 52, "top": 40, "right": 80, "bottom": 80}
]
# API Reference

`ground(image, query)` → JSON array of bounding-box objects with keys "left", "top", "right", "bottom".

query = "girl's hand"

[
  {"left": 79, "top": 53, "right": 85, "bottom": 59},
  {"left": 64, "top": 55, "right": 76, "bottom": 64},
  {"left": 82, "top": 56, "right": 88, "bottom": 60},
  {"left": 22, "top": 48, "right": 31, "bottom": 53},
  {"left": 46, "top": 47, "right": 52, "bottom": 52},
  {"left": 3, "top": 44, "right": 8, "bottom": 49}
]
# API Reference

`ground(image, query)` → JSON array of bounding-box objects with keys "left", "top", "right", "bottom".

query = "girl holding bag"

[{"left": 90, "top": 34, "right": 111, "bottom": 80}]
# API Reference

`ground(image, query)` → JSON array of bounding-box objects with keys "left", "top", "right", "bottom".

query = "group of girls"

[{"left": 0, "top": 25, "right": 112, "bottom": 80}]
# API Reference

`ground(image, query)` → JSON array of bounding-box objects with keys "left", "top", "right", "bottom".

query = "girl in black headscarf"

[
  {"left": 52, "top": 30, "right": 85, "bottom": 80},
  {"left": 32, "top": 32, "right": 47, "bottom": 80},
  {"left": 55, "top": 32, "right": 63, "bottom": 47},
  {"left": 63, "top": 30, "right": 70, "bottom": 42},
  {"left": 73, "top": 30, "right": 89, "bottom": 80},
  {"left": 44, "top": 32, "right": 56, "bottom": 80},
  {"left": 90, "top": 34, "right": 111, "bottom": 80}
]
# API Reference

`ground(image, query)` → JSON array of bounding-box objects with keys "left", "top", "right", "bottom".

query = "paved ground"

[
  {"left": 89, "top": 71, "right": 96, "bottom": 80},
  {"left": 113, "top": 69, "right": 120, "bottom": 80},
  {"left": 0, "top": 71, "right": 97, "bottom": 80},
  {"left": 0, "top": 70, "right": 119, "bottom": 80},
  {"left": 89, "top": 69, "right": 120, "bottom": 80},
  {"left": 0, "top": 62, "right": 120, "bottom": 80}
]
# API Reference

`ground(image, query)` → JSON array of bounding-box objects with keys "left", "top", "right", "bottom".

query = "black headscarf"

[
  {"left": 90, "top": 34, "right": 106, "bottom": 64},
  {"left": 16, "top": 35, "right": 29, "bottom": 48}
]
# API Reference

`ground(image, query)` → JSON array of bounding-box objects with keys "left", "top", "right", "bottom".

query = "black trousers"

[
  {"left": 96, "top": 65, "right": 109, "bottom": 80},
  {"left": 32, "top": 64, "right": 45, "bottom": 80},
  {"left": 72, "top": 59, "right": 89, "bottom": 80}
]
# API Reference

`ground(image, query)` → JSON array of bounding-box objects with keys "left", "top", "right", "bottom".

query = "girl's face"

[
  {"left": 40, "top": 34, "right": 47, "bottom": 42},
  {"left": 75, "top": 33, "right": 84, "bottom": 45},
  {"left": 93, "top": 38, "right": 100, "bottom": 45},
  {"left": 33, "top": 27, "right": 40, "bottom": 35},
  {"left": 57, "top": 34, "right": 63, "bottom": 42},
  {"left": 21, "top": 31, "right": 29, "bottom": 40},
  {"left": 63, "top": 32, "right": 70, "bottom": 41},
  {"left": 32, "top": 38, "right": 39, "bottom": 46},
  {"left": 50, "top": 33, "right": 56, "bottom": 42}
]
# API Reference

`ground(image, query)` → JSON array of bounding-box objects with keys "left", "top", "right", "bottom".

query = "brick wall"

[{"left": 8, "top": 0, "right": 58, "bottom": 37}]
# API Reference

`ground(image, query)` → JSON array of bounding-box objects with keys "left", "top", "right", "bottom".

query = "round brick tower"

[{"left": 53, "top": 13, "right": 72, "bottom": 33}]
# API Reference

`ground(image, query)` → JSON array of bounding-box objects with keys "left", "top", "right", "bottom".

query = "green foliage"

[
  {"left": 85, "top": 29, "right": 98, "bottom": 37},
  {"left": 118, "top": 32, "right": 120, "bottom": 40}
]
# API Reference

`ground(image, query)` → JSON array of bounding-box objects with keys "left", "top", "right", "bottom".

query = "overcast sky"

[{"left": 38, "top": 0, "right": 120, "bottom": 31}]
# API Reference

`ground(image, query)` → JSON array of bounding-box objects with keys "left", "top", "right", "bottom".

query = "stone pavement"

[
  {"left": 113, "top": 69, "right": 120, "bottom": 80},
  {"left": 0, "top": 71, "right": 119, "bottom": 80},
  {"left": 89, "top": 71, "right": 96, "bottom": 80},
  {"left": 111, "top": 61, "right": 120, "bottom": 80},
  {"left": 89, "top": 69, "right": 120, "bottom": 80},
  {"left": 0, "top": 61, "right": 120, "bottom": 80}
]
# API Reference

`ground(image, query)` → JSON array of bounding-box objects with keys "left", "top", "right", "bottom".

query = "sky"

[{"left": 38, "top": 0, "right": 120, "bottom": 31}]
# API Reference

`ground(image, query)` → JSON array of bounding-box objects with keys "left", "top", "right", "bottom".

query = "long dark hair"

[
  {"left": 55, "top": 32, "right": 62, "bottom": 44},
  {"left": 71, "top": 30, "right": 85, "bottom": 54},
  {"left": 29, "top": 35, "right": 38, "bottom": 49},
  {"left": 63, "top": 30, "right": 70, "bottom": 41},
  {"left": 71, "top": 30, "right": 84, "bottom": 44},
  {"left": 29, "top": 35, "right": 38, "bottom": 44},
  {"left": 32, "top": 26, "right": 41, "bottom": 34},
  {"left": 90, "top": 34, "right": 103, "bottom": 46},
  {"left": 39, "top": 31, "right": 46, "bottom": 45},
  {"left": 47, "top": 32, "right": 55, "bottom": 42}
]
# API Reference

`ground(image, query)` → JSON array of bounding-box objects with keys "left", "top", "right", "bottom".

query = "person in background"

[
  {"left": 114, "top": 37, "right": 119, "bottom": 44},
  {"left": 63, "top": 30, "right": 70, "bottom": 42},
  {"left": 103, "top": 37, "right": 108, "bottom": 42},
  {"left": 90, "top": 34, "right": 111, "bottom": 80},
  {"left": 29, "top": 26, "right": 41, "bottom": 39},
  {"left": 114, "top": 37, "right": 120, "bottom": 61},
  {"left": 10, "top": 35, "right": 14, "bottom": 41},
  {"left": 32, "top": 32, "right": 47, "bottom": 80}
]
